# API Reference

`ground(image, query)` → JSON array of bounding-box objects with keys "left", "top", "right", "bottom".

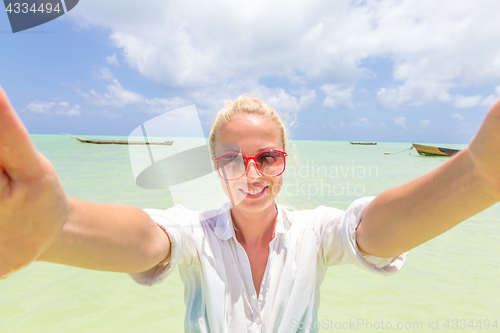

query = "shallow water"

[{"left": 1, "top": 135, "right": 498, "bottom": 332}]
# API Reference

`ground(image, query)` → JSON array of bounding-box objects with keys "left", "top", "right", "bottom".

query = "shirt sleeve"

[
  {"left": 317, "top": 196, "right": 407, "bottom": 276},
  {"left": 128, "top": 205, "right": 197, "bottom": 286}
]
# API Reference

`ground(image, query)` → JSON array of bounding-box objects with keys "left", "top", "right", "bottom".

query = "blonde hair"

[{"left": 209, "top": 95, "right": 289, "bottom": 158}]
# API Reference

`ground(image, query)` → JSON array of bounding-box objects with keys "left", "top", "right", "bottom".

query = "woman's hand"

[
  {"left": 469, "top": 99, "right": 500, "bottom": 201},
  {"left": 357, "top": 99, "right": 500, "bottom": 258},
  {"left": 0, "top": 87, "right": 70, "bottom": 279}
]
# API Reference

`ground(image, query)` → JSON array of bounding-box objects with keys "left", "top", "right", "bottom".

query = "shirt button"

[{"left": 255, "top": 316, "right": 261, "bottom": 324}]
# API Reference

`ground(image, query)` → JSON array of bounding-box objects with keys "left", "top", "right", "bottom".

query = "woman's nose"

[{"left": 245, "top": 160, "right": 261, "bottom": 179}]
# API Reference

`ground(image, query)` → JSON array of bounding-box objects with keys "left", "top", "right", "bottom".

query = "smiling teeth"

[{"left": 242, "top": 187, "right": 265, "bottom": 195}]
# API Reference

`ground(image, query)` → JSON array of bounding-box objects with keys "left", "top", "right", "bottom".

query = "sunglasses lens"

[
  {"left": 217, "top": 154, "right": 246, "bottom": 180},
  {"left": 216, "top": 150, "right": 286, "bottom": 180},
  {"left": 256, "top": 151, "right": 285, "bottom": 176}
]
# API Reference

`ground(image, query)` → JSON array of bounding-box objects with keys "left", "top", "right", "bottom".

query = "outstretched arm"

[
  {"left": 0, "top": 86, "right": 170, "bottom": 278},
  {"left": 36, "top": 198, "right": 171, "bottom": 273},
  {"left": 356, "top": 100, "right": 500, "bottom": 258}
]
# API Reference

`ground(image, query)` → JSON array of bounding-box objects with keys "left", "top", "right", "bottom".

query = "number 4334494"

[{"left": 6, "top": 2, "right": 61, "bottom": 14}]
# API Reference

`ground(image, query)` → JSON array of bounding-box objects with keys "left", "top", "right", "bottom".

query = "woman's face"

[{"left": 214, "top": 114, "right": 284, "bottom": 215}]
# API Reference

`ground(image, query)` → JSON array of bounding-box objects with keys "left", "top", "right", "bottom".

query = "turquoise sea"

[{"left": 1, "top": 134, "right": 499, "bottom": 332}]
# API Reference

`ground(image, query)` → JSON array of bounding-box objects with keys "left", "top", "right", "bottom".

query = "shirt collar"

[{"left": 214, "top": 202, "right": 292, "bottom": 241}]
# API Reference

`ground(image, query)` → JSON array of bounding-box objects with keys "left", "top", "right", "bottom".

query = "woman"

[{"left": 0, "top": 87, "right": 499, "bottom": 332}]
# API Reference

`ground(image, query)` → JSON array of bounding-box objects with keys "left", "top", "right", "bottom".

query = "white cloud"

[
  {"left": 480, "top": 95, "right": 498, "bottom": 107},
  {"left": 378, "top": 83, "right": 495, "bottom": 110},
  {"left": 352, "top": 117, "right": 372, "bottom": 127},
  {"left": 94, "top": 67, "right": 115, "bottom": 80},
  {"left": 26, "top": 101, "right": 81, "bottom": 116},
  {"left": 189, "top": 83, "right": 316, "bottom": 118},
  {"left": 105, "top": 79, "right": 144, "bottom": 105},
  {"left": 480, "top": 85, "right": 500, "bottom": 107},
  {"left": 414, "top": 119, "right": 431, "bottom": 133},
  {"left": 68, "top": 0, "right": 500, "bottom": 110},
  {"left": 321, "top": 84, "right": 354, "bottom": 109},
  {"left": 394, "top": 116, "right": 408, "bottom": 129},
  {"left": 453, "top": 95, "right": 482, "bottom": 108},
  {"left": 105, "top": 53, "right": 119, "bottom": 66},
  {"left": 377, "top": 80, "right": 452, "bottom": 109},
  {"left": 142, "top": 96, "right": 192, "bottom": 114},
  {"left": 296, "top": 88, "right": 317, "bottom": 111},
  {"left": 78, "top": 78, "right": 190, "bottom": 113},
  {"left": 452, "top": 113, "right": 465, "bottom": 120},
  {"left": 262, "top": 87, "right": 316, "bottom": 113}
]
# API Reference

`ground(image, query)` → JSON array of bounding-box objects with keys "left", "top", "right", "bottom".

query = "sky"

[{"left": 2, "top": 0, "right": 500, "bottom": 144}]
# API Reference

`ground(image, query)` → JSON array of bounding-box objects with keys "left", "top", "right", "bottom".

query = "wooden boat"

[
  {"left": 350, "top": 142, "right": 377, "bottom": 145},
  {"left": 412, "top": 144, "right": 460, "bottom": 156},
  {"left": 69, "top": 135, "right": 173, "bottom": 146}
]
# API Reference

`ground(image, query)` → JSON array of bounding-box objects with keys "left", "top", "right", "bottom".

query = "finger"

[
  {"left": 487, "top": 97, "right": 500, "bottom": 119},
  {"left": 0, "top": 165, "right": 10, "bottom": 198},
  {"left": 469, "top": 98, "right": 500, "bottom": 191},
  {"left": 0, "top": 86, "right": 45, "bottom": 180}
]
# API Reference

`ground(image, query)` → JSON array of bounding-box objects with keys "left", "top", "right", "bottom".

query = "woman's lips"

[{"left": 240, "top": 186, "right": 268, "bottom": 198}]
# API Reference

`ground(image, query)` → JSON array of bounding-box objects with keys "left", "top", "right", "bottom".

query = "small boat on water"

[
  {"left": 350, "top": 142, "right": 377, "bottom": 145},
  {"left": 412, "top": 144, "right": 460, "bottom": 156},
  {"left": 69, "top": 135, "right": 173, "bottom": 146}
]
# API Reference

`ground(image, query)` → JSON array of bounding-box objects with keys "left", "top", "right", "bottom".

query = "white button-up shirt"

[{"left": 129, "top": 197, "right": 407, "bottom": 333}]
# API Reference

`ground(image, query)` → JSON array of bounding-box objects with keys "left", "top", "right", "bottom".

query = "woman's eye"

[
  {"left": 259, "top": 153, "right": 275, "bottom": 163},
  {"left": 219, "top": 154, "right": 242, "bottom": 165}
]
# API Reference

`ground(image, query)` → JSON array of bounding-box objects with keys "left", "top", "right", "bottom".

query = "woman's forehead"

[{"left": 215, "top": 115, "right": 282, "bottom": 151}]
